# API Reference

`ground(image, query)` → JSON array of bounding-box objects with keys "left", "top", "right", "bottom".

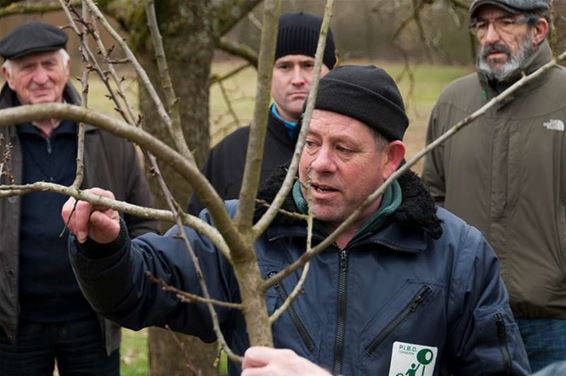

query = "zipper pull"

[
  {"left": 46, "top": 138, "right": 52, "bottom": 154},
  {"left": 340, "top": 250, "right": 347, "bottom": 271},
  {"left": 410, "top": 286, "right": 431, "bottom": 312},
  {"left": 495, "top": 313, "right": 506, "bottom": 339},
  {"left": 267, "top": 271, "right": 280, "bottom": 288}
]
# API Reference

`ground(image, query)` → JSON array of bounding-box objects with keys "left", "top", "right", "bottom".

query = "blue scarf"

[{"left": 271, "top": 104, "right": 299, "bottom": 140}]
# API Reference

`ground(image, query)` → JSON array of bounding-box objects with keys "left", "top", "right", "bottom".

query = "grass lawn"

[
  {"left": 121, "top": 329, "right": 148, "bottom": 376},
  {"left": 69, "top": 60, "right": 471, "bottom": 375}
]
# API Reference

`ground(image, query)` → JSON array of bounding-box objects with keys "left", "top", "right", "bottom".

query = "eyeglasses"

[{"left": 469, "top": 15, "right": 532, "bottom": 38}]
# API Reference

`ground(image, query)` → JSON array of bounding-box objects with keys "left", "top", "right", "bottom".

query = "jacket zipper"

[
  {"left": 267, "top": 272, "right": 315, "bottom": 352},
  {"left": 495, "top": 313, "right": 512, "bottom": 375},
  {"left": 366, "top": 285, "right": 432, "bottom": 356},
  {"left": 333, "top": 249, "right": 349, "bottom": 375}
]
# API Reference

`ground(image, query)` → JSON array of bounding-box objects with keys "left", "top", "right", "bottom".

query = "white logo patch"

[
  {"left": 543, "top": 119, "right": 565, "bottom": 131},
  {"left": 388, "top": 341, "right": 438, "bottom": 376}
]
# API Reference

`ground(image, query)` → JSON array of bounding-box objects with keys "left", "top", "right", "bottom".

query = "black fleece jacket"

[{"left": 188, "top": 110, "right": 297, "bottom": 215}]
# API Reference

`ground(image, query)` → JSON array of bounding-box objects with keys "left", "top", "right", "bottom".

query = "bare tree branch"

[
  {"left": 217, "top": 37, "right": 258, "bottom": 68},
  {"left": 213, "top": 0, "right": 264, "bottom": 37},
  {"left": 143, "top": 0, "right": 193, "bottom": 160},
  {"left": 0, "top": 0, "right": 78, "bottom": 17},
  {"left": 81, "top": 0, "right": 196, "bottom": 166},
  {"left": 234, "top": 0, "right": 280, "bottom": 230},
  {"left": 218, "top": 80, "right": 242, "bottom": 129},
  {"left": 147, "top": 273, "right": 241, "bottom": 309},
  {"left": 210, "top": 62, "right": 252, "bottom": 86},
  {"left": 163, "top": 324, "right": 203, "bottom": 376},
  {"left": 0, "top": 103, "right": 245, "bottom": 253}
]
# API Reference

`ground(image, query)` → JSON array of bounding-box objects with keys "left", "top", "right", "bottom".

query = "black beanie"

[
  {"left": 276, "top": 12, "right": 336, "bottom": 69},
  {"left": 0, "top": 22, "right": 68, "bottom": 60},
  {"left": 314, "top": 65, "right": 408, "bottom": 141}
]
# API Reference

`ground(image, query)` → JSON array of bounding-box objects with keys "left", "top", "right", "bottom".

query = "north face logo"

[{"left": 543, "top": 119, "right": 565, "bottom": 131}]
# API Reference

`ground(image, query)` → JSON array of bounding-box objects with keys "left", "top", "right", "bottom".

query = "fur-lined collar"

[{"left": 254, "top": 166, "right": 442, "bottom": 240}]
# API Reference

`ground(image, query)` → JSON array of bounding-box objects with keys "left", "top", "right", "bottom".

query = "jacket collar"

[
  {"left": 267, "top": 106, "right": 298, "bottom": 146},
  {"left": 254, "top": 166, "right": 442, "bottom": 254}
]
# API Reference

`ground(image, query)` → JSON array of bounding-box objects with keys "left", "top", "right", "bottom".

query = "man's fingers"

[
  {"left": 60, "top": 188, "right": 117, "bottom": 243},
  {"left": 242, "top": 346, "right": 270, "bottom": 369}
]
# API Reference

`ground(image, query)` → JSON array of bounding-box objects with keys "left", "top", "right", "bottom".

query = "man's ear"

[
  {"left": 532, "top": 17, "right": 549, "bottom": 46},
  {"left": 381, "top": 140, "right": 406, "bottom": 181},
  {"left": 2, "top": 65, "right": 15, "bottom": 91}
]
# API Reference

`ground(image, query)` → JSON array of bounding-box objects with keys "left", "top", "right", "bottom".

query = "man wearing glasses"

[{"left": 423, "top": 0, "right": 566, "bottom": 372}]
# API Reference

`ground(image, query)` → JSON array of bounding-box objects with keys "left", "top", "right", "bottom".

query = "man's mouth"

[
  {"left": 311, "top": 183, "right": 338, "bottom": 193},
  {"left": 481, "top": 43, "right": 510, "bottom": 60}
]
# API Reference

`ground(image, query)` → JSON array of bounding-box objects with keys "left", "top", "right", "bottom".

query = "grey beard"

[{"left": 477, "top": 35, "right": 534, "bottom": 82}]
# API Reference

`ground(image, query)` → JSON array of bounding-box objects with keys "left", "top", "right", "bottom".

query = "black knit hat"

[
  {"left": 276, "top": 12, "right": 336, "bottom": 69},
  {"left": 0, "top": 22, "right": 68, "bottom": 60},
  {"left": 314, "top": 65, "right": 408, "bottom": 141},
  {"left": 469, "top": 0, "right": 550, "bottom": 18}
]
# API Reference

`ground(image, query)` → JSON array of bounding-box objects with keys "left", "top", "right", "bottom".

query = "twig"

[
  {"left": 143, "top": 0, "right": 193, "bottom": 160},
  {"left": 0, "top": 0, "right": 79, "bottom": 17},
  {"left": 267, "top": 185, "right": 313, "bottom": 323},
  {"left": 210, "top": 63, "right": 252, "bottom": 86},
  {"left": 217, "top": 37, "right": 258, "bottom": 68},
  {"left": 82, "top": 0, "right": 196, "bottom": 166},
  {"left": 146, "top": 152, "right": 240, "bottom": 360},
  {"left": 217, "top": 81, "right": 241, "bottom": 129},
  {"left": 234, "top": 0, "right": 281, "bottom": 231},
  {"left": 163, "top": 324, "right": 203, "bottom": 376},
  {"left": 146, "top": 272, "right": 241, "bottom": 309}
]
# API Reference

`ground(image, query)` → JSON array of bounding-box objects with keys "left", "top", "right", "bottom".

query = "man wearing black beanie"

[
  {"left": 188, "top": 12, "right": 337, "bottom": 215},
  {"left": 63, "top": 65, "right": 529, "bottom": 376}
]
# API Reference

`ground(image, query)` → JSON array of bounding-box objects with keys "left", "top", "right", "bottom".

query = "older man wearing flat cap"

[
  {"left": 0, "top": 22, "right": 157, "bottom": 376},
  {"left": 423, "top": 0, "right": 566, "bottom": 371}
]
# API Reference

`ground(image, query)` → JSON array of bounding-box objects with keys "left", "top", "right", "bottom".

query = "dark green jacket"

[
  {"left": 423, "top": 41, "right": 566, "bottom": 319},
  {"left": 0, "top": 82, "right": 158, "bottom": 354}
]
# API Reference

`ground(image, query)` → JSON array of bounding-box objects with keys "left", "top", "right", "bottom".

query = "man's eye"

[
  {"left": 336, "top": 145, "right": 353, "bottom": 154},
  {"left": 498, "top": 18, "right": 516, "bottom": 28},
  {"left": 476, "top": 21, "right": 488, "bottom": 30}
]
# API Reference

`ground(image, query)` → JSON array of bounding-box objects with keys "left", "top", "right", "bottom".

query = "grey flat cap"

[
  {"left": 469, "top": 0, "right": 550, "bottom": 18},
  {"left": 0, "top": 22, "right": 68, "bottom": 60}
]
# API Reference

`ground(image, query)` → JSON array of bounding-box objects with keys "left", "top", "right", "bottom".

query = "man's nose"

[
  {"left": 291, "top": 66, "right": 307, "bottom": 85},
  {"left": 32, "top": 67, "right": 49, "bottom": 85},
  {"left": 309, "top": 146, "right": 336, "bottom": 174},
  {"left": 482, "top": 22, "right": 502, "bottom": 44}
]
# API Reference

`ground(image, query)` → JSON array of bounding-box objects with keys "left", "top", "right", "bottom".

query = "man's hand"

[
  {"left": 241, "top": 346, "right": 331, "bottom": 376},
  {"left": 61, "top": 188, "right": 120, "bottom": 244}
]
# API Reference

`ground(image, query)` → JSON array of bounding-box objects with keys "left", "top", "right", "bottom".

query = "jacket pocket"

[
  {"left": 365, "top": 285, "right": 432, "bottom": 356},
  {"left": 266, "top": 271, "right": 316, "bottom": 353}
]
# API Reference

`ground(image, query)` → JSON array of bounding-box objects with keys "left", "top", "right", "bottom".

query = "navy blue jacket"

[{"left": 69, "top": 171, "right": 530, "bottom": 375}]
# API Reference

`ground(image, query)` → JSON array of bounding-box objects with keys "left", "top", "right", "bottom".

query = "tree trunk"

[
  {"left": 129, "top": 1, "right": 217, "bottom": 374},
  {"left": 148, "top": 328, "right": 218, "bottom": 376}
]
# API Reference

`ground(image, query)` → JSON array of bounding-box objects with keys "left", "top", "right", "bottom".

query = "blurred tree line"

[{"left": 2, "top": 0, "right": 564, "bottom": 68}]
